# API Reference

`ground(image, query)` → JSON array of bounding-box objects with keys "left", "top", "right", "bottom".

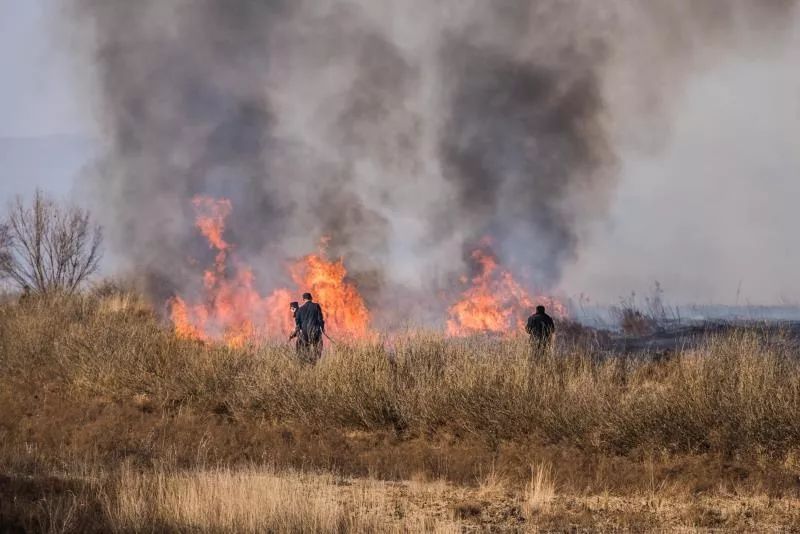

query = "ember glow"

[
  {"left": 170, "top": 197, "right": 371, "bottom": 345},
  {"left": 447, "top": 242, "right": 566, "bottom": 337},
  {"left": 171, "top": 198, "right": 566, "bottom": 345}
]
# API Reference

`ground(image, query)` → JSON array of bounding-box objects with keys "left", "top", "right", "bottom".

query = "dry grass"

[
  {"left": 2, "top": 292, "right": 800, "bottom": 531},
  {"left": 5, "top": 465, "right": 800, "bottom": 532},
  {"left": 476, "top": 465, "right": 508, "bottom": 500},
  {"left": 103, "top": 466, "right": 462, "bottom": 533},
  {"left": 3, "top": 292, "right": 799, "bottom": 455},
  {"left": 523, "top": 463, "right": 555, "bottom": 518}
]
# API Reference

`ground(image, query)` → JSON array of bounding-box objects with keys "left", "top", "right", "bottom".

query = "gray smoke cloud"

[{"left": 69, "top": 1, "right": 798, "bottom": 318}]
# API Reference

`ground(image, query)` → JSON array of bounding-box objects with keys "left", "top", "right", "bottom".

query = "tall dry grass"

[
  {"left": 0, "top": 465, "right": 465, "bottom": 533},
  {"left": 104, "top": 466, "right": 461, "bottom": 533},
  {"left": 8, "top": 463, "right": 800, "bottom": 533},
  {"left": 2, "top": 292, "right": 800, "bottom": 456},
  {"left": 522, "top": 463, "right": 555, "bottom": 518},
  {"left": 3, "top": 292, "right": 800, "bottom": 532}
]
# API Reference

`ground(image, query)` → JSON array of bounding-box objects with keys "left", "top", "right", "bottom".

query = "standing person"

[
  {"left": 294, "top": 292, "right": 325, "bottom": 363},
  {"left": 288, "top": 301, "right": 300, "bottom": 345},
  {"left": 526, "top": 305, "right": 555, "bottom": 354},
  {"left": 18, "top": 284, "right": 31, "bottom": 305}
]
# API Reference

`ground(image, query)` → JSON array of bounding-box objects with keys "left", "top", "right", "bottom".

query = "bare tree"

[
  {"left": 0, "top": 223, "right": 11, "bottom": 293},
  {"left": 0, "top": 222, "right": 10, "bottom": 266},
  {"left": 0, "top": 190, "right": 103, "bottom": 294}
]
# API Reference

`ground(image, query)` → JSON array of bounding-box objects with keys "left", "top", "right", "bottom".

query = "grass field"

[{"left": 2, "top": 291, "right": 800, "bottom": 531}]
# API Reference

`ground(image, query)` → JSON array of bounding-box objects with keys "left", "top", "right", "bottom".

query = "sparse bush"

[
  {"left": 610, "top": 283, "right": 681, "bottom": 335},
  {"left": 615, "top": 306, "right": 657, "bottom": 336},
  {"left": 0, "top": 189, "right": 102, "bottom": 295}
]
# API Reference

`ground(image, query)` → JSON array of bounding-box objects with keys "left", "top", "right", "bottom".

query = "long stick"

[{"left": 323, "top": 331, "right": 337, "bottom": 345}]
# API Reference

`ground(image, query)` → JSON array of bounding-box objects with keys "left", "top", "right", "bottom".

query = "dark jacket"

[
  {"left": 295, "top": 301, "right": 325, "bottom": 342},
  {"left": 526, "top": 312, "right": 555, "bottom": 341}
]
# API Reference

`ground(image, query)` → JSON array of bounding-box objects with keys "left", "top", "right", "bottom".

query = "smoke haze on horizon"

[{"left": 61, "top": 1, "right": 800, "bottom": 312}]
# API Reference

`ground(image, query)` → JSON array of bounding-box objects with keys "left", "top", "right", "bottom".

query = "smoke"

[
  {"left": 69, "top": 1, "right": 798, "bottom": 312},
  {"left": 561, "top": 16, "right": 800, "bottom": 305}
]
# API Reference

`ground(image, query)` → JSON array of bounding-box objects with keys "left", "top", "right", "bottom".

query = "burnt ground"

[{"left": 601, "top": 321, "right": 800, "bottom": 356}]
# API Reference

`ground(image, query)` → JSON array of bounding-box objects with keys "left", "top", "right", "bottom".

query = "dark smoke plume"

[{"left": 70, "top": 0, "right": 798, "bottom": 314}]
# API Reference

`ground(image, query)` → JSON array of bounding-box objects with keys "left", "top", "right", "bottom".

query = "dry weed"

[
  {"left": 522, "top": 462, "right": 555, "bottom": 518},
  {"left": 104, "top": 466, "right": 462, "bottom": 533},
  {"left": 2, "top": 293, "right": 800, "bottom": 456}
]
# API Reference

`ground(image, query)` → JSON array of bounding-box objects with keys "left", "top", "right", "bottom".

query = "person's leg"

[
  {"left": 530, "top": 336, "right": 548, "bottom": 360},
  {"left": 528, "top": 336, "right": 538, "bottom": 359},
  {"left": 296, "top": 338, "right": 310, "bottom": 363},
  {"left": 310, "top": 338, "right": 323, "bottom": 364},
  {"left": 543, "top": 334, "right": 554, "bottom": 356}
]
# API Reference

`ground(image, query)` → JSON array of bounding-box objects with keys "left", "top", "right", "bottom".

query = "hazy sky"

[
  {"left": 560, "top": 40, "right": 800, "bottom": 305},
  {"left": 0, "top": 0, "right": 93, "bottom": 202},
  {"left": 1, "top": 1, "right": 798, "bottom": 305}
]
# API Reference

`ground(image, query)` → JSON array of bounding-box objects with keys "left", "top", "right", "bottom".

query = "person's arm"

[
  {"left": 525, "top": 316, "right": 534, "bottom": 334},
  {"left": 318, "top": 305, "right": 325, "bottom": 333}
]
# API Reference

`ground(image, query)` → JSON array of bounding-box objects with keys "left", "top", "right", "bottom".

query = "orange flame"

[
  {"left": 172, "top": 198, "right": 564, "bottom": 343},
  {"left": 289, "top": 246, "right": 371, "bottom": 338},
  {"left": 170, "top": 197, "right": 371, "bottom": 345},
  {"left": 193, "top": 196, "right": 231, "bottom": 252},
  {"left": 447, "top": 242, "right": 566, "bottom": 337}
]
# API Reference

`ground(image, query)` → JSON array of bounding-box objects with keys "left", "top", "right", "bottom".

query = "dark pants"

[
  {"left": 530, "top": 335, "right": 552, "bottom": 357},
  {"left": 296, "top": 334, "right": 323, "bottom": 364}
]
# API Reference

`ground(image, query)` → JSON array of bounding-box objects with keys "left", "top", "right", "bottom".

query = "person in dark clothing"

[
  {"left": 288, "top": 301, "right": 300, "bottom": 346},
  {"left": 293, "top": 292, "right": 325, "bottom": 363},
  {"left": 526, "top": 305, "right": 555, "bottom": 353},
  {"left": 19, "top": 284, "right": 31, "bottom": 304},
  {"left": 288, "top": 301, "right": 299, "bottom": 323}
]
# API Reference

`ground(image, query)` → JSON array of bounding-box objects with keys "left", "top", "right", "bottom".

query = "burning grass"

[
  {"left": 169, "top": 197, "right": 375, "bottom": 345},
  {"left": 3, "top": 291, "right": 800, "bottom": 531},
  {"left": 446, "top": 240, "right": 567, "bottom": 337},
  {"left": 169, "top": 196, "right": 564, "bottom": 346}
]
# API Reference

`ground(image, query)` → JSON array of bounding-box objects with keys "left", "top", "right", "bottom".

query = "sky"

[
  {"left": 0, "top": 0, "right": 94, "bottom": 202},
  {"left": 0, "top": 1, "right": 798, "bottom": 305},
  {"left": 560, "top": 43, "right": 800, "bottom": 306}
]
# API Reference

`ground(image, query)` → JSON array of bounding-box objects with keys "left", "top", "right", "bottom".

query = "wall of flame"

[{"left": 171, "top": 196, "right": 565, "bottom": 346}]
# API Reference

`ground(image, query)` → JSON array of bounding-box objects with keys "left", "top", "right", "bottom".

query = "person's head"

[
  {"left": 302, "top": 292, "right": 312, "bottom": 302},
  {"left": 536, "top": 305, "right": 546, "bottom": 314},
  {"left": 289, "top": 301, "right": 299, "bottom": 312}
]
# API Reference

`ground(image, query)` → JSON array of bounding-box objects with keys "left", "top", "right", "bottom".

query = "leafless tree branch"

[
  {"left": 0, "top": 222, "right": 11, "bottom": 278},
  {"left": 0, "top": 190, "right": 103, "bottom": 294}
]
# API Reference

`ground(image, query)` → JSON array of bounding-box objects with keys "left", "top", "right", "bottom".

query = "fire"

[
  {"left": 290, "top": 246, "right": 371, "bottom": 338},
  {"left": 169, "top": 197, "right": 293, "bottom": 346},
  {"left": 193, "top": 196, "right": 231, "bottom": 252},
  {"left": 172, "top": 197, "right": 563, "bottom": 344},
  {"left": 170, "top": 196, "right": 371, "bottom": 345},
  {"left": 447, "top": 242, "right": 566, "bottom": 337}
]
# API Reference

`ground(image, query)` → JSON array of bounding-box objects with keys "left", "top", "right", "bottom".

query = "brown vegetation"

[{"left": 2, "top": 291, "right": 800, "bottom": 531}]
